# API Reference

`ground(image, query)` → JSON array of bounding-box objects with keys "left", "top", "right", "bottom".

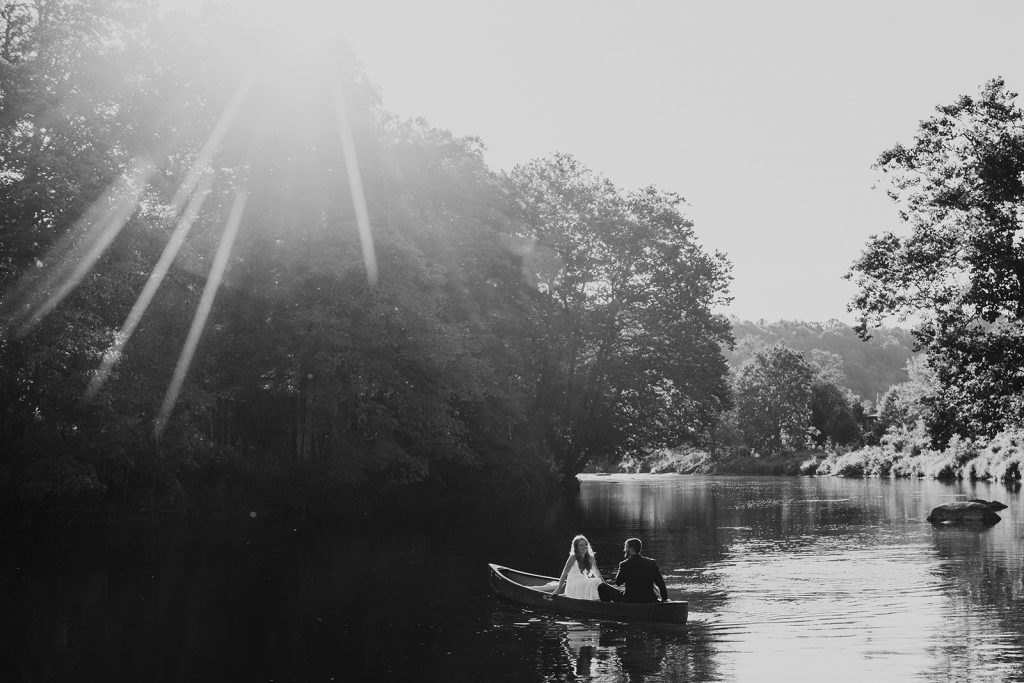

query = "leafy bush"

[
  {"left": 799, "top": 455, "right": 823, "bottom": 475},
  {"left": 965, "top": 430, "right": 1024, "bottom": 482},
  {"left": 807, "top": 428, "right": 1023, "bottom": 483}
]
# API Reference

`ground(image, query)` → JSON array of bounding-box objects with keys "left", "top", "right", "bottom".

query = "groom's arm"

[
  {"left": 613, "top": 560, "right": 627, "bottom": 586},
  {"left": 653, "top": 561, "right": 668, "bottom": 601}
]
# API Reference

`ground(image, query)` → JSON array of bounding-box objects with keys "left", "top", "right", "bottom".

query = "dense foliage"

[
  {"left": 848, "top": 78, "right": 1024, "bottom": 445},
  {"left": 732, "top": 344, "right": 815, "bottom": 455},
  {"left": 507, "top": 155, "right": 733, "bottom": 475},
  {"left": 0, "top": 0, "right": 734, "bottom": 518}
]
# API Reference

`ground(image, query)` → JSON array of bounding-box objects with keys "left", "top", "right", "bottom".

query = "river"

[{"left": 2, "top": 475, "right": 1022, "bottom": 682}]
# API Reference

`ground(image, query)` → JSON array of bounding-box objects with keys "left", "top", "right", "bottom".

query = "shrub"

[
  {"left": 945, "top": 435, "right": 981, "bottom": 467},
  {"left": 799, "top": 456, "right": 822, "bottom": 475},
  {"left": 832, "top": 451, "right": 866, "bottom": 477}
]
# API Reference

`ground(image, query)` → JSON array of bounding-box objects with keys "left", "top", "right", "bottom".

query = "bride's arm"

[{"left": 554, "top": 556, "right": 574, "bottom": 595}]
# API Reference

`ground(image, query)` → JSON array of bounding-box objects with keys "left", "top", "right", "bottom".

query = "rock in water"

[{"left": 927, "top": 501, "right": 1003, "bottom": 524}]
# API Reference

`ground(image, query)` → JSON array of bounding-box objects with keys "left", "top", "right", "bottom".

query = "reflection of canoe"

[{"left": 488, "top": 564, "right": 688, "bottom": 624}]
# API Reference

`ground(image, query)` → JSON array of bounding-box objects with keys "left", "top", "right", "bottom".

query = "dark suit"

[{"left": 597, "top": 553, "right": 668, "bottom": 603}]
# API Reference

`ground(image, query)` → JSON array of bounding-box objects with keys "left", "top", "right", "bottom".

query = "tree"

[
  {"left": 805, "top": 349, "right": 863, "bottom": 447},
  {"left": 218, "top": 115, "right": 537, "bottom": 487},
  {"left": 871, "top": 355, "right": 938, "bottom": 439},
  {"left": 847, "top": 78, "right": 1024, "bottom": 444},
  {"left": 805, "top": 349, "right": 845, "bottom": 386},
  {"left": 508, "top": 154, "right": 734, "bottom": 476},
  {"left": 733, "top": 344, "right": 814, "bottom": 455},
  {"left": 0, "top": 0, "right": 184, "bottom": 510},
  {"left": 809, "top": 382, "right": 861, "bottom": 447}
]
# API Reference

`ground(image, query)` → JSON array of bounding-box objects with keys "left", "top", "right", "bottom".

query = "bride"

[{"left": 554, "top": 534, "right": 603, "bottom": 600}]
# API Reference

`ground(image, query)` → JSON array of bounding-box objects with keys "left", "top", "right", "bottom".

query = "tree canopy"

[
  {"left": 848, "top": 78, "right": 1024, "bottom": 443},
  {"left": 733, "top": 344, "right": 814, "bottom": 456},
  {"left": 508, "top": 154, "right": 734, "bottom": 475}
]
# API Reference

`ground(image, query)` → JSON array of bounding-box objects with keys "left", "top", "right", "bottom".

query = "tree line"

[
  {"left": 3, "top": 2, "right": 1021, "bottom": 521},
  {"left": 0, "top": 0, "right": 734, "bottom": 517}
]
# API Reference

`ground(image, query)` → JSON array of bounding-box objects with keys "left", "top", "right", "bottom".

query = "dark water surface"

[{"left": 3, "top": 475, "right": 1023, "bottom": 682}]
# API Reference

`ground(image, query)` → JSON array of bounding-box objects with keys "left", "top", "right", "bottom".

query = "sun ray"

[
  {"left": 167, "top": 73, "right": 255, "bottom": 216},
  {"left": 330, "top": 81, "right": 378, "bottom": 286},
  {"left": 9, "top": 158, "right": 157, "bottom": 336},
  {"left": 155, "top": 189, "right": 247, "bottom": 438},
  {"left": 6, "top": 70, "right": 254, "bottom": 339},
  {"left": 84, "top": 174, "right": 216, "bottom": 402}
]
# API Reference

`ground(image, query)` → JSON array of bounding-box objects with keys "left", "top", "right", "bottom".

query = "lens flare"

[
  {"left": 170, "top": 74, "right": 254, "bottom": 213},
  {"left": 85, "top": 174, "right": 216, "bottom": 402},
  {"left": 6, "top": 1, "right": 387, "bottom": 438},
  {"left": 8, "top": 158, "right": 157, "bottom": 336},
  {"left": 155, "top": 189, "right": 247, "bottom": 438},
  {"left": 330, "top": 81, "right": 378, "bottom": 286}
]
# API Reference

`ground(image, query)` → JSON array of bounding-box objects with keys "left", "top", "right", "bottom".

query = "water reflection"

[
  {"left": 575, "top": 475, "right": 1024, "bottom": 682},
  {"left": 491, "top": 605, "right": 708, "bottom": 682},
  {"left": 926, "top": 524, "right": 1024, "bottom": 682},
  {"left": 2, "top": 475, "right": 1023, "bottom": 682}
]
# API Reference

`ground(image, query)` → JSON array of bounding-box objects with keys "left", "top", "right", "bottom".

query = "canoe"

[{"left": 488, "top": 563, "right": 688, "bottom": 624}]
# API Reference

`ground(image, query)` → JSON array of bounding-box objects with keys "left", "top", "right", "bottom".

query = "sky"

[
  {"left": 175, "top": 0, "right": 1024, "bottom": 323},
  {"left": 330, "top": 0, "right": 1024, "bottom": 323}
]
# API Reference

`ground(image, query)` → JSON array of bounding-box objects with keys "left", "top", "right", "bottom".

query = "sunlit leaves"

[{"left": 848, "top": 78, "right": 1024, "bottom": 443}]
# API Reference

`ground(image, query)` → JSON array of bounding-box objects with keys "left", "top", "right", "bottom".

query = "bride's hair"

[{"left": 570, "top": 534, "right": 596, "bottom": 572}]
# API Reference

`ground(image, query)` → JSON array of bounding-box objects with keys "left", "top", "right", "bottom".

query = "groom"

[{"left": 597, "top": 537, "right": 668, "bottom": 603}]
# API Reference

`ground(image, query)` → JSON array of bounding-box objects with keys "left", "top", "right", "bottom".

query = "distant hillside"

[{"left": 726, "top": 319, "right": 917, "bottom": 404}]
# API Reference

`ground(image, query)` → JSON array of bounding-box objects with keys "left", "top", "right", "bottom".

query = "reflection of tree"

[
  {"left": 579, "top": 480, "right": 730, "bottom": 568},
  {"left": 925, "top": 523, "right": 1024, "bottom": 681},
  {"left": 921, "top": 507, "right": 1024, "bottom": 683}
]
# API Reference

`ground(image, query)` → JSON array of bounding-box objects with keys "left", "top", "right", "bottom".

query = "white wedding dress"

[{"left": 564, "top": 558, "right": 601, "bottom": 600}]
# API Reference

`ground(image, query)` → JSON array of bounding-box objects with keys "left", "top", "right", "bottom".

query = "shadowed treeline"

[{"left": 0, "top": 0, "right": 732, "bottom": 521}]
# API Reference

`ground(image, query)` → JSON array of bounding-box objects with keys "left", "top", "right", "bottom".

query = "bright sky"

[
  {"left": 333, "top": 0, "right": 1024, "bottom": 323},
  {"left": 175, "top": 0, "right": 1024, "bottom": 323}
]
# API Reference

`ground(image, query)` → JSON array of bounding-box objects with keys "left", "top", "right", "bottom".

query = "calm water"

[{"left": 2, "top": 475, "right": 1023, "bottom": 682}]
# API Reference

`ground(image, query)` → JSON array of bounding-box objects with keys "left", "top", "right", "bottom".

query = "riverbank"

[
  {"left": 618, "top": 447, "right": 814, "bottom": 477},
  {"left": 805, "top": 429, "right": 1024, "bottom": 483},
  {"left": 0, "top": 446, "right": 565, "bottom": 530},
  {"left": 616, "top": 429, "right": 1024, "bottom": 485}
]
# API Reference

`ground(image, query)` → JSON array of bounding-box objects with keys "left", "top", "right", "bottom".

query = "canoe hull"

[{"left": 488, "top": 563, "right": 687, "bottom": 624}]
